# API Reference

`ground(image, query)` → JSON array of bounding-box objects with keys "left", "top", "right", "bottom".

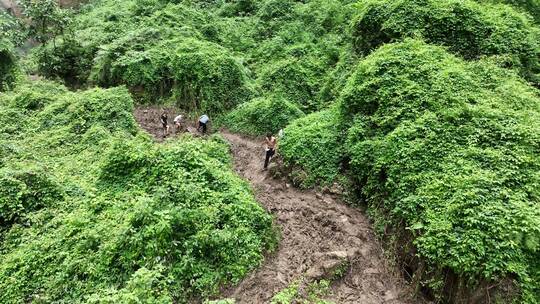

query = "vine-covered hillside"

[
  {"left": 0, "top": 81, "right": 275, "bottom": 302},
  {"left": 1, "top": 0, "right": 540, "bottom": 303}
]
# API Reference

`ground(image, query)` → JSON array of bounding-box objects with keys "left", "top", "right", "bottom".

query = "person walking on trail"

[
  {"left": 263, "top": 132, "right": 277, "bottom": 170},
  {"left": 173, "top": 114, "right": 184, "bottom": 134},
  {"left": 197, "top": 114, "right": 210, "bottom": 134},
  {"left": 160, "top": 111, "right": 169, "bottom": 137}
]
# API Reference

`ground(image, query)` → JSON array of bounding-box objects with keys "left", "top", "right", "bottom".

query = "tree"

[{"left": 17, "top": 0, "right": 72, "bottom": 46}]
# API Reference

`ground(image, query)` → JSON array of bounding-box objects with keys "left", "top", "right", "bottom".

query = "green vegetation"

[
  {"left": 271, "top": 279, "right": 333, "bottom": 304},
  {"left": 91, "top": 37, "right": 254, "bottom": 112},
  {"left": 480, "top": 0, "right": 540, "bottom": 23},
  {"left": 3, "top": 0, "right": 540, "bottom": 302},
  {"left": 353, "top": 0, "right": 540, "bottom": 85},
  {"left": 31, "top": 0, "right": 354, "bottom": 114},
  {"left": 0, "top": 10, "right": 26, "bottom": 46},
  {"left": 342, "top": 39, "right": 540, "bottom": 302},
  {"left": 0, "top": 81, "right": 276, "bottom": 302},
  {"left": 18, "top": 0, "right": 72, "bottom": 45},
  {"left": 279, "top": 107, "right": 342, "bottom": 188},
  {"left": 223, "top": 96, "right": 304, "bottom": 136},
  {"left": 0, "top": 39, "right": 17, "bottom": 91}
]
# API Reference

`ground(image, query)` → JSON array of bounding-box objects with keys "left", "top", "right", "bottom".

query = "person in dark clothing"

[
  {"left": 263, "top": 132, "right": 277, "bottom": 170},
  {"left": 160, "top": 111, "right": 169, "bottom": 137}
]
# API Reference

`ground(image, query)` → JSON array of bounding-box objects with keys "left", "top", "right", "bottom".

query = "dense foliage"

[
  {"left": 341, "top": 39, "right": 540, "bottom": 302},
  {"left": 480, "top": 0, "right": 540, "bottom": 23},
  {"left": 0, "top": 10, "right": 26, "bottom": 46},
  {"left": 4, "top": 0, "right": 540, "bottom": 302},
  {"left": 18, "top": 0, "right": 72, "bottom": 44},
  {"left": 353, "top": 0, "right": 540, "bottom": 85},
  {"left": 0, "top": 81, "right": 275, "bottom": 303},
  {"left": 279, "top": 107, "right": 342, "bottom": 188},
  {"left": 223, "top": 96, "right": 304, "bottom": 136},
  {"left": 0, "top": 39, "right": 17, "bottom": 91},
  {"left": 32, "top": 0, "right": 354, "bottom": 114}
]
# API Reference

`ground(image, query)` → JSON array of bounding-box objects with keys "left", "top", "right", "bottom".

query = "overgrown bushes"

[
  {"left": 0, "top": 39, "right": 17, "bottom": 91},
  {"left": 352, "top": 0, "right": 540, "bottom": 85},
  {"left": 223, "top": 96, "right": 304, "bottom": 136},
  {"left": 479, "top": 0, "right": 540, "bottom": 23},
  {"left": 35, "top": 38, "right": 93, "bottom": 87},
  {"left": 90, "top": 32, "right": 253, "bottom": 112},
  {"left": 279, "top": 107, "right": 342, "bottom": 188},
  {"left": 341, "top": 39, "right": 540, "bottom": 302},
  {"left": 31, "top": 0, "right": 357, "bottom": 114},
  {"left": 257, "top": 58, "right": 324, "bottom": 112},
  {"left": 0, "top": 167, "right": 63, "bottom": 226},
  {"left": 0, "top": 81, "right": 276, "bottom": 302}
]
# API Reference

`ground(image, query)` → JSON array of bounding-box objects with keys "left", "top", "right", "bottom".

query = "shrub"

[
  {"left": 257, "top": 58, "right": 324, "bottom": 112},
  {"left": 279, "top": 107, "right": 342, "bottom": 188},
  {"left": 218, "top": 0, "right": 258, "bottom": 17},
  {"left": 341, "top": 39, "right": 540, "bottom": 302},
  {"left": 0, "top": 81, "right": 276, "bottom": 303},
  {"left": 0, "top": 107, "right": 28, "bottom": 139},
  {"left": 91, "top": 33, "right": 253, "bottom": 113},
  {"left": 36, "top": 86, "right": 138, "bottom": 134},
  {"left": 0, "top": 39, "right": 17, "bottom": 91},
  {"left": 0, "top": 10, "right": 26, "bottom": 46},
  {"left": 257, "top": 0, "right": 297, "bottom": 22},
  {"left": 223, "top": 96, "right": 304, "bottom": 136},
  {"left": 35, "top": 38, "right": 94, "bottom": 87},
  {"left": 352, "top": 0, "right": 540, "bottom": 85},
  {"left": 9, "top": 80, "right": 68, "bottom": 111},
  {"left": 478, "top": 0, "right": 540, "bottom": 23},
  {"left": 170, "top": 39, "right": 254, "bottom": 113},
  {"left": 0, "top": 167, "right": 63, "bottom": 226}
]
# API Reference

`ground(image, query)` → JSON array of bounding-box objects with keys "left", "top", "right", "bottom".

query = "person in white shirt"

[
  {"left": 173, "top": 114, "right": 183, "bottom": 134},
  {"left": 197, "top": 114, "right": 210, "bottom": 134}
]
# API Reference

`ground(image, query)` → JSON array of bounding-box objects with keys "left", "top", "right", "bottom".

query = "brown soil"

[
  {"left": 134, "top": 108, "right": 415, "bottom": 304},
  {"left": 220, "top": 132, "right": 413, "bottom": 304},
  {"left": 134, "top": 106, "right": 202, "bottom": 141}
]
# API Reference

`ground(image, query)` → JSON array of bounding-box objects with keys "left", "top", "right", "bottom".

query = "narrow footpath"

[
  {"left": 133, "top": 108, "right": 413, "bottom": 303},
  {"left": 220, "top": 132, "right": 411, "bottom": 304}
]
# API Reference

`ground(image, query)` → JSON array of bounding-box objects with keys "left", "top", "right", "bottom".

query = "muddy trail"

[
  {"left": 134, "top": 108, "right": 413, "bottom": 304},
  {"left": 134, "top": 106, "right": 201, "bottom": 141}
]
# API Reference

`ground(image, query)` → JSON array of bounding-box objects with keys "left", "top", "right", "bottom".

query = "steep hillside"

[
  {"left": 0, "top": 81, "right": 276, "bottom": 302},
  {"left": 2, "top": 0, "right": 540, "bottom": 303}
]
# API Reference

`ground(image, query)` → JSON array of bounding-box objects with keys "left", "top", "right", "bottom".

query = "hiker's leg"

[
  {"left": 264, "top": 150, "right": 271, "bottom": 169},
  {"left": 202, "top": 123, "right": 207, "bottom": 134}
]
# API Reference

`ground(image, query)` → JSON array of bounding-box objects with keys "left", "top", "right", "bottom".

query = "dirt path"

[
  {"left": 220, "top": 132, "right": 412, "bottom": 304},
  {"left": 133, "top": 109, "right": 413, "bottom": 303}
]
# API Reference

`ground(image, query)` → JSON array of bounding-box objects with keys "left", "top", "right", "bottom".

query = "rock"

[
  {"left": 315, "top": 193, "right": 323, "bottom": 200},
  {"left": 326, "top": 251, "right": 348, "bottom": 260},
  {"left": 364, "top": 267, "right": 380, "bottom": 275},
  {"left": 268, "top": 162, "right": 279, "bottom": 175},
  {"left": 306, "top": 251, "right": 350, "bottom": 281},
  {"left": 323, "top": 182, "right": 344, "bottom": 195},
  {"left": 359, "top": 245, "right": 370, "bottom": 257}
]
